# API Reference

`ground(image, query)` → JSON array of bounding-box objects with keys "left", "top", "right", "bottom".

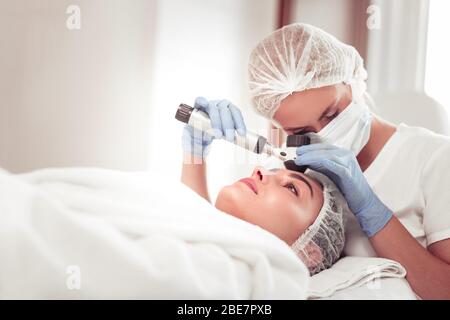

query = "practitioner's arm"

[
  {"left": 181, "top": 155, "right": 210, "bottom": 202},
  {"left": 370, "top": 217, "right": 450, "bottom": 299},
  {"left": 179, "top": 97, "right": 247, "bottom": 203}
]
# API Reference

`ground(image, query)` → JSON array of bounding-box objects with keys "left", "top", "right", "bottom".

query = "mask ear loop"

[{"left": 345, "top": 78, "right": 366, "bottom": 105}]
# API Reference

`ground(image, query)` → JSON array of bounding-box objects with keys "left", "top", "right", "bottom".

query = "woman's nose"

[
  {"left": 252, "top": 166, "right": 273, "bottom": 184},
  {"left": 252, "top": 166, "right": 276, "bottom": 184}
]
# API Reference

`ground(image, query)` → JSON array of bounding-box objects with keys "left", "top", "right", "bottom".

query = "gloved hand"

[
  {"left": 182, "top": 97, "right": 247, "bottom": 158},
  {"left": 295, "top": 143, "right": 393, "bottom": 237}
]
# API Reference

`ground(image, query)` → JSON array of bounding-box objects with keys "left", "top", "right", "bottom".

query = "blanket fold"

[
  {"left": 308, "top": 256, "right": 407, "bottom": 299},
  {"left": 0, "top": 167, "right": 309, "bottom": 299}
]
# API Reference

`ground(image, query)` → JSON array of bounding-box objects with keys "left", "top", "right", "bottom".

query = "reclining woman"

[{"left": 181, "top": 101, "right": 350, "bottom": 275}]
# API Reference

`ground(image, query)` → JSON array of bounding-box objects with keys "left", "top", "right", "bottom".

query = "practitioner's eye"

[
  {"left": 284, "top": 183, "right": 298, "bottom": 196},
  {"left": 319, "top": 103, "right": 339, "bottom": 124},
  {"left": 325, "top": 110, "right": 339, "bottom": 121}
]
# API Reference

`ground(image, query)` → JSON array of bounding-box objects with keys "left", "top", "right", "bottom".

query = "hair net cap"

[
  {"left": 291, "top": 170, "right": 348, "bottom": 275},
  {"left": 248, "top": 23, "right": 368, "bottom": 119}
]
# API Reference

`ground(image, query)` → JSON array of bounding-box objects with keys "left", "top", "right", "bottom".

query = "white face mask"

[{"left": 308, "top": 98, "right": 373, "bottom": 155}]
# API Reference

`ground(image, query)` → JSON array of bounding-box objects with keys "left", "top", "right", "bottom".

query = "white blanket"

[
  {"left": 308, "top": 256, "right": 412, "bottom": 299},
  {"left": 0, "top": 168, "right": 309, "bottom": 299}
]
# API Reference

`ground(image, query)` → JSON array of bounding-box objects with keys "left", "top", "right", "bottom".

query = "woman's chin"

[{"left": 214, "top": 186, "right": 244, "bottom": 219}]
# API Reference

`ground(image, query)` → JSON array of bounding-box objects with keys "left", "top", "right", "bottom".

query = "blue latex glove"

[
  {"left": 295, "top": 143, "right": 393, "bottom": 237},
  {"left": 182, "top": 97, "right": 247, "bottom": 158},
  {"left": 182, "top": 124, "right": 213, "bottom": 158}
]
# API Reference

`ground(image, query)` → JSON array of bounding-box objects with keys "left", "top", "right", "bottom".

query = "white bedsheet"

[
  {"left": 308, "top": 256, "right": 416, "bottom": 299},
  {"left": 0, "top": 167, "right": 309, "bottom": 299},
  {"left": 321, "top": 278, "right": 417, "bottom": 299}
]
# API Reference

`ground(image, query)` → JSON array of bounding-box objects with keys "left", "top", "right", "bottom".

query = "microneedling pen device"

[{"left": 175, "top": 103, "right": 310, "bottom": 172}]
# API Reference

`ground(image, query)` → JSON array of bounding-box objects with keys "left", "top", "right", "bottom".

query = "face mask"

[{"left": 309, "top": 98, "right": 372, "bottom": 155}]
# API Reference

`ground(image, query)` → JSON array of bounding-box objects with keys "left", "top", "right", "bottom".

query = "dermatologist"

[{"left": 194, "top": 23, "right": 450, "bottom": 299}]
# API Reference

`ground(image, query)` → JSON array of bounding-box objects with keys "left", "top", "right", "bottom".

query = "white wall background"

[
  {"left": 0, "top": 0, "right": 155, "bottom": 173},
  {"left": 364, "top": 0, "right": 449, "bottom": 135},
  {"left": 147, "top": 0, "right": 277, "bottom": 198},
  {"left": 291, "top": 0, "right": 358, "bottom": 46},
  {"left": 425, "top": 0, "right": 450, "bottom": 120}
]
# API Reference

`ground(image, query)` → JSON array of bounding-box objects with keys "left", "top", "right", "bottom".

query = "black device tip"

[{"left": 284, "top": 160, "right": 308, "bottom": 173}]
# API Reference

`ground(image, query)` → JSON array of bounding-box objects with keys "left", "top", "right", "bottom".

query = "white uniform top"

[{"left": 344, "top": 123, "right": 450, "bottom": 257}]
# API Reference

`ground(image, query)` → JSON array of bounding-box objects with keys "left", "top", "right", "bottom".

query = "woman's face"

[
  {"left": 272, "top": 83, "right": 352, "bottom": 135},
  {"left": 215, "top": 167, "right": 324, "bottom": 245}
]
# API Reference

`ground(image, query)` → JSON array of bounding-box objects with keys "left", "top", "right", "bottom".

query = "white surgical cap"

[
  {"left": 248, "top": 23, "right": 368, "bottom": 119},
  {"left": 291, "top": 170, "right": 348, "bottom": 275}
]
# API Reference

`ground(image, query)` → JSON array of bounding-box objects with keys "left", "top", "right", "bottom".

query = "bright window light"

[{"left": 425, "top": 0, "right": 450, "bottom": 123}]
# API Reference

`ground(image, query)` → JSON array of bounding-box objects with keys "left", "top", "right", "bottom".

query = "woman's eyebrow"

[{"left": 289, "top": 173, "right": 313, "bottom": 197}]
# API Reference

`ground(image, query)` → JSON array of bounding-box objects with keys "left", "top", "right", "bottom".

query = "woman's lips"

[{"left": 238, "top": 178, "right": 258, "bottom": 194}]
